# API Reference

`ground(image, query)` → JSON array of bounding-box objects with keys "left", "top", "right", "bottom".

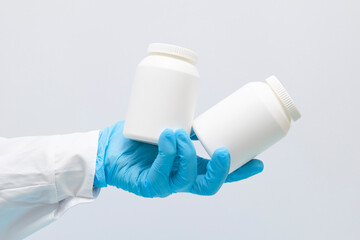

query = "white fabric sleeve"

[{"left": 0, "top": 130, "right": 100, "bottom": 240}]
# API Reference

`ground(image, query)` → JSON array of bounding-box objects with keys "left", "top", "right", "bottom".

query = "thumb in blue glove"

[{"left": 188, "top": 129, "right": 264, "bottom": 195}]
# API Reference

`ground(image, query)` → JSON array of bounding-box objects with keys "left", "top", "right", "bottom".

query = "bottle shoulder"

[{"left": 138, "top": 55, "right": 200, "bottom": 77}]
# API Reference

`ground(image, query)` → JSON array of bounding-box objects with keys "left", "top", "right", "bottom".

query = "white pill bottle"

[
  {"left": 193, "top": 76, "right": 301, "bottom": 173},
  {"left": 123, "top": 43, "right": 200, "bottom": 144}
]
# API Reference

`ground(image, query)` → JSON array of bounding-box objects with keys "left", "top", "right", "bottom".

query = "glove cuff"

[{"left": 94, "top": 130, "right": 108, "bottom": 188}]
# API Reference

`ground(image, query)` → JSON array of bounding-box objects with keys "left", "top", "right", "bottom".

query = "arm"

[
  {"left": 0, "top": 131, "right": 99, "bottom": 240},
  {"left": 0, "top": 121, "right": 263, "bottom": 239}
]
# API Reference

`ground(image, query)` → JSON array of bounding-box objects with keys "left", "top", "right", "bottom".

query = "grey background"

[{"left": 1, "top": 0, "right": 359, "bottom": 239}]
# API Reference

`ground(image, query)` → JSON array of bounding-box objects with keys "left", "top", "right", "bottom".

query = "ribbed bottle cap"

[
  {"left": 265, "top": 76, "right": 301, "bottom": 121},
  {"left": 148, "top": 43, "right": 198, "bottom": 65}
]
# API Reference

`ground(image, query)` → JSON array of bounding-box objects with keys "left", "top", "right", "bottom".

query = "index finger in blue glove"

[
  {"left": 170, "top": 129, "right": 197, "bottom": 192},
  {"left": 225, "top": 159, "right": 264, "bottom": 183},
  {"left": 190, "top": 147, "right": 230, "bottom": 196},
  {"left": 147, "top": 129, "right": 177, "bottom": 196}
]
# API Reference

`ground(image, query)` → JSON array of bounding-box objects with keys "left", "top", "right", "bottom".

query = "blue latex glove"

[{"left": 94, "top": 121, "right": 264, "bottom": 197}]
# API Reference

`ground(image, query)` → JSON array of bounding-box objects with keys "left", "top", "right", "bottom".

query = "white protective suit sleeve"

[{"left": 0, "top": 130, "right": 100, "bottom": 240}]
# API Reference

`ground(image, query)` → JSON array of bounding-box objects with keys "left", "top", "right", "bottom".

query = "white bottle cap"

[
  {"left": 265, "top": 76, "right": 301, "bottom": 121},
  {"left": 148, "top": 43, "right": 198, "bottom": 65}
]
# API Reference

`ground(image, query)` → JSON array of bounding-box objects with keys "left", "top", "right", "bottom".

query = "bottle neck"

[
  {"left": 149, "top": 52, "right": 196, "bottom": 65},
  {"left": 147, "top": 43, "right": 198, "bottom": 65}
]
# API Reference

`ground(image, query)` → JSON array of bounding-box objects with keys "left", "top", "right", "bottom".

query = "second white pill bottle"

[
  {"left": 193, "top": 76, "right": 301, "bottom": 173},
  {"left": 123, "top": 43, "right": 200, "bottom": 144}
]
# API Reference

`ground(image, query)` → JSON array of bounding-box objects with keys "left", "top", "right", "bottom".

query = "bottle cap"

[
  {"left": 148, "top": 43, "right": 198, "bottom": 65},
  {"left": 265, "top": 76, "right": 301, "bottom": 121}
]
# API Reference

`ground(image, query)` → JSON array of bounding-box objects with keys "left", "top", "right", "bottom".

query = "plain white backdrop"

[{"left": 0, "top": 1, "right": 359, "bottom": 239}]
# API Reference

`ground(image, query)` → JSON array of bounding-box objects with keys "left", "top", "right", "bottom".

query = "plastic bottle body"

[
  {"left": 193, "top": 77, "right": 299, "bottom": 173},
  {"left": 123, "top": 45, "right": 200, "bottom": 144}
]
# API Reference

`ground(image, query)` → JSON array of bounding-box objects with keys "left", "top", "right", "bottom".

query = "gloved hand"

[
  {"left": 94, "top": 121, "right": 264, "bottom": 197},
  {"left": 94, "top": 121, "right": 197, "bottom": 197}
]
